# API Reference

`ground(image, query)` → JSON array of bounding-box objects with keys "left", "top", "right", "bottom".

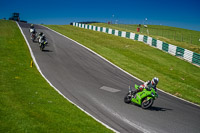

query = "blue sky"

[{"left": 1, "top": 0, "right": 200, "bottom": 31}]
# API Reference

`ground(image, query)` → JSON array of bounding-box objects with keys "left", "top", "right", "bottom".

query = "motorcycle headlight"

[{"left": 151, "top": 92, "right": 155, "bottom": 97}]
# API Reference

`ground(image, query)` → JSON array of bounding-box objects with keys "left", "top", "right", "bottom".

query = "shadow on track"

[
  {"left": 129, "top": 103, "right": 173, "bottom": 111},
  {"left": 148, "top": 106, "right": 173, "bottom": 111},
  {"left": 42, "top": 50, "right": 53, "bottom": 52}
]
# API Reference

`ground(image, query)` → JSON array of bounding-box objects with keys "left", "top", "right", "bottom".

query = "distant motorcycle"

[
  {"left": 124, "top": 84, "right": 158, "bottom": 109},
  {"left": 38, "top": 33, "right": 48, "bottom": 51},
  {"left": 29, "top": 28, "right": 37, "bottom": 42},
  {"left": 30, "top": 32, "right": 37, "bottom": 42}
]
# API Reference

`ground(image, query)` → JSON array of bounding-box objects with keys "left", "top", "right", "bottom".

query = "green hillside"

[
  {"left": 0, "top": 20, "right": 113, "bottom": 133},
  {"left": 90, "top": 23, "right": 200, "bottom": 54}
]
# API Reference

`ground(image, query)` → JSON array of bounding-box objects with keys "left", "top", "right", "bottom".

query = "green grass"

[
  {"left": 0, "top": 20, "right": 113, "bottom": 133},
  {"left": 45, "top": 24, "right": 200, "bottom": 105},
  {"left": 90, "top": 23, "right": 200, "bottom": 54}
]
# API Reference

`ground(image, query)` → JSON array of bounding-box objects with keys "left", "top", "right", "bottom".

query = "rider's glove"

[{"left": 145, "top": 87, "right": 151, "bottom": 91}]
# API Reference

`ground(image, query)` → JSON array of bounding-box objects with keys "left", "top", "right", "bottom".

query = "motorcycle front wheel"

[
  {"left": 141, "top": 98, "right": 154, "bottom": 109},
  {"left": 40, "top": 44, "right": 45, "bottom": 51},
  {"left": 124, "top": 93, "right": 131, "bottom": 104}
]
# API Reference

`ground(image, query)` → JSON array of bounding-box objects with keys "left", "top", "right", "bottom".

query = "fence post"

[
  {"left": 181, "top": 33, "right": 183, "bottom": 42},
  {"left": 174, "top": 31, "right": 176, "bottom": 40}
]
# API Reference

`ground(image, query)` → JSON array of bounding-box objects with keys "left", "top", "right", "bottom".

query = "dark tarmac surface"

[{"left": 18, "top": 22, "right": 200, "bottom": 133}]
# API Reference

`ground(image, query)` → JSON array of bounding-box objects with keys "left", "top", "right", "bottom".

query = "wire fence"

[{"left": 109, "top": 23, "right": 200, "bottom": 46}]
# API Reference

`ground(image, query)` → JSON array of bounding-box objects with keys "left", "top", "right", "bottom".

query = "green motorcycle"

[{"left": 124, "top": 84, "right": 158, "bottom": 109}]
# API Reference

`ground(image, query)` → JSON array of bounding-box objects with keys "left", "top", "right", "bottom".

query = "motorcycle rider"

[
  {"left": 132, "top": 77, "right": 159, "bottom": 96},
  {"left": 29, "top": 24, "right": 36, "bottom": 34},
  {"left": 37, "top": 32, "right": 44, "bottom": 42},
  {"left": 29, "top": 24, "right": 37, "bottom": 41},
  {"left": 37, "top": 32, "right": 48, "bottom": 46}
]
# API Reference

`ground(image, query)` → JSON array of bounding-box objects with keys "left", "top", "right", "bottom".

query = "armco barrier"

[{"left": 73, "top": 22, "right": 200, "bottom": 66}]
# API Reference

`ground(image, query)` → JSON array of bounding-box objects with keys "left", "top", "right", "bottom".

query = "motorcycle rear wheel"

[
  {"left": 124, "top": 93, "right": 131, "bottom": 104},
  {"left": 141, "top": 98, "right": 154, "bottom": 109}
]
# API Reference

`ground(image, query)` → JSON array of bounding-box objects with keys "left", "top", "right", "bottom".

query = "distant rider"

[
  {"left": 37, "top": 32, "right": 44, "bottom": 43},
  {"left": 37, "top": 32, "right": 47, "bottom": 45},
  {"left": 37, "top": 32, "right": 44, "bottom": 38},
  {"left": 132, "top": 77, "right": 159, "bottom": 96},
  {"left": 29, "top": 24, "right": 36, "bottom": 34}
]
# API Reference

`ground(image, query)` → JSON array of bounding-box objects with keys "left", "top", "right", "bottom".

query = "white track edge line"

[
  {"left": 16, "top": 22, "right": 120, "bottom": 133},
  {"left": 42, "top": 24, "right": 200, "bottom": 108}
]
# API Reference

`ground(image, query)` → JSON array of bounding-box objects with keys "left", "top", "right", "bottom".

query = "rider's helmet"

[
  {"left": 39, "top": 32, "right": 43, "bottom": 36},
  {"left": 152, "top": 77, "right": 159, "bottom": 85},
  {"left": 30, "top": 24, "right": 34, "bottom": 28}
]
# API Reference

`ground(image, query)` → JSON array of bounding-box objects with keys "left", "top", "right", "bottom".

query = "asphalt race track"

[{"left": 18, "top": 22, "right": 200, "bottom": 133}]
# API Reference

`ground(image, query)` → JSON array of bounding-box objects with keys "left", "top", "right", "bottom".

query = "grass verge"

[
  {"left": 0, "top": 20, "right": 113, "bottom": 133},
  {"left": 45, "top": 24, "right": 200, "bottom": 105}
]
